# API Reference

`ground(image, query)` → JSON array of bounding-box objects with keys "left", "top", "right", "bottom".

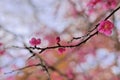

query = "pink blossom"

[
  {"left": 98, "top": 20, "right": 114, "bottom": 36},
  {"left": 56, "top": 36, "right": 60, "bottom": 43},
  {"left": 0, "top": 43, "right": 2, "bottom": 46},
  {"left": 102, "top": 0, "right": 117, "bottom": 10},
  {"left": 87, "top": 0, "right": 101, "bottom": 14},
  {"left": 0, "top": 50, "right": 5, "bottom": 55},
  {"left": 87, "top": 0, "right": 101, "bottom": 7},
  {"left": 58, "top": 48, "right": 66, "bottom": 54},
  {"left": 87, "top": 0, "right": 117, "bottom": 14},
  {"left": 29, "top": 37, "right": 41, "bottom": 46}
]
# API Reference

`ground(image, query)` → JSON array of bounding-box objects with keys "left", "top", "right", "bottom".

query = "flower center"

[{"left": 104, "top": 24, "right": 109, "bottom": 30}]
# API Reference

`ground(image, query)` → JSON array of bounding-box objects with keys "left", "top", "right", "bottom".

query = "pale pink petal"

[
  {"left": 29, "top": 37, "right": 41, "bottom": 46},
  {"left": 36, "top": 38, "right": 41, "bottom": 44}
]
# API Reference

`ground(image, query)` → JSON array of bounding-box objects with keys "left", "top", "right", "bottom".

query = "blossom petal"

[{"left": 98, "top": 20, "right": 114, "bottom": 36}]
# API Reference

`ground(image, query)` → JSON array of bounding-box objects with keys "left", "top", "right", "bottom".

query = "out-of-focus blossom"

[
  {"left": 0, "top": 43, "right": 2, "bottom": 46},
  {"left": 87, "top": 0, "right": 101, "bottom": 14},
  {"left": 0, "top": 50, "right": 5, "bottom": 55},
  {"left": 58, "top": 48, "right": 66, "bottom": 54},
  {"left": 87, "top": 0, "right": 117, "bottom": 14},
  {"left": 0, "top": 43, "right": 5, "bottom": 55},
  {"left": 87, "top": 0, "right": 101, "bottom": 7},
  {"left": 98, "top": 20, "right": 114, "bottom": 36},
  {"left": 56, "top": 37, "right": 61, "bottom": 43},
  {"left": 51, "top": 72, "right": 64, "bottom": 80},
  {"left": 66, "top": 69, "right": 74, "bottom": 79},
  {"left": 102, "top": 0, "right": 117, "bottom": 10},
  {"left": 29, "top": 37, "right": 41, "bottom": 46}
]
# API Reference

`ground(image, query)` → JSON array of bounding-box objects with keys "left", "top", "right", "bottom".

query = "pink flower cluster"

[
  {"left": 98, "top": 20, "right": 114, "bottom": 36},
  {"left": 102, "top": 0, "right": 117, "bottom": 10},
  {"left": 29, "top": 37, "right": 41, "bottom": 46},
  {"left": 87, "top": 0, "right": 117, "bottom": 13}
]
